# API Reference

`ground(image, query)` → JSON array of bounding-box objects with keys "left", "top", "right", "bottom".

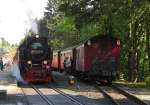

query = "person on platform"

[
  {"left": 64, "top": 57, "right": 72, "bottom": 75},
  {"left": 63, "top": 57, "right": 67, "bottom": 71},
  {"left": 0, "top": 58, "right": 3, "bottom": 71}
]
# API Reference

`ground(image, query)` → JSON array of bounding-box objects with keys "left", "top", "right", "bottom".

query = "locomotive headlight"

[
  {"left": 117, "top": 40, "right": 120, "bottom": 46},
  {"left": 27, "top": 60, "right": 32, "bottom": 64},
  {"left": 35, "top": 35, "right": 39, "bottom": 38},
  {"left": 87, "top": 40, "right": 91, "bottom": 45},
  {"left": 43, "top": 60, "right": 47, "bottom": 64}
]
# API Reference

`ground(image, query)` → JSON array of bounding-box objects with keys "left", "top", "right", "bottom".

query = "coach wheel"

[
  {"left": 17, "top": 82, "right": 21, "bottom": 87},
  {"left": 107, "top": 78, "right": 112, "bottom": 85}
]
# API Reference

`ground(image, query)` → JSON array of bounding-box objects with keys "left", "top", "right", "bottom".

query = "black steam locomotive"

[{"left": 17, "top": 35, "right": 53, "bottom": 83}]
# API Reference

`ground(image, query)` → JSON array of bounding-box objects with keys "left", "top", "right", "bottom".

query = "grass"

[
  {"left": 145, "top": 77, "right": 150, "bottom": 89},
  {"left": 114, "top": 81, "right": 146, "bottom": 87}
]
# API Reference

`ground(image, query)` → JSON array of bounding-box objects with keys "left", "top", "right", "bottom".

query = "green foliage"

[
  {"left": 36, "top": 0, "right": 150, "bottom": 82},
  {"left": 146, "top": 77, "right": 150, "bottom": 89},
  {"left": 38, "top": 19, "right": 49, "bottom": 37},
  {"left": 6, "top": 46, "right": 17, "bottom": 60},
  {"left": 49, "top": 16, "right": 80, "bottom": 48},
  {"left": 115, "top": 81, "right": 146, "bottom": 87},
  {"left": 0, "top": 38, "right": 10, "bottom": 47},
  {"left": 80, "top": 23, "right": 102, "bottom": 41},
  {"left": 0, "top": 37, "right": 17, "bottom": 60}
]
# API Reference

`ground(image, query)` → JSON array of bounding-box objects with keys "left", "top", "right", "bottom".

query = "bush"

[{"left": 146, "top": 77, "right": 150, "bottom": 88}]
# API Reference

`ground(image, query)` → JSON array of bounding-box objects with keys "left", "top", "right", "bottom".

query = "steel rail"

[
  {"left": 30, "top": 84, "right": 54, "bottom": 105},
  {"left": 95, "top": 85, "right": 120, "bottom": 105},
  {"left": 111, "top": 85, "right": 148, "bottom": 105},
  {"left": 48, "top": 85, "right": 85, "bottom": 105},
  {"left": 20, "top": 87, "right": 31, "bottom": 105}
]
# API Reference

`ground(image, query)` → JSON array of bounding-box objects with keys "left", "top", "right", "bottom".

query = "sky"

[{"left": 0, "top": 0, "right": 48, "bottom": 44}]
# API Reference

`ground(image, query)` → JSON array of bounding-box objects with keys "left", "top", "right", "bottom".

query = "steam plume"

[{"left": 26, "top": 10, "right": 38, "bottom": 34}]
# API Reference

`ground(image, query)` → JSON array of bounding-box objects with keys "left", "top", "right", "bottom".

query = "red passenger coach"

[
  {"left": 60, "top": 48, "right": 74, "bottom": 70},
  {"left": 52, "top": 34, "right": 120, "bottom": 83},
  {"left": 51, "top": 50, "right": 60, "bottom": 70},
  {"left": 75, "top": 35, "right": 120, "bottom": 82},
  {"left": 52, "top": 46, "right": 75, "bottom": 71}
]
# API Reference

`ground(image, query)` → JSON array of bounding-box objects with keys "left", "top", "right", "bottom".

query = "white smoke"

[
  {"left": 11, "top": 62, "right": 27, "bottom": 84},
  {"left": 26, "top": 10, "right": 38, "bottom": 34},
  {"left": 20, "top": 0, "right": 48, "bottom": 35}
]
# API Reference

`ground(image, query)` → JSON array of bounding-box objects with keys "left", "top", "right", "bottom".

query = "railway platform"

[{"left": 0, "top": 69, "right": 25, "bottom": 105}]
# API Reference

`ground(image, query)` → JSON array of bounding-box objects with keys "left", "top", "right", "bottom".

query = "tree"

[
  {"left": 38, "top": 18, "right": 50, "bottom": 37},
  {"left": 37, "top": 0, "right": 150, "bottom": 82},
  {"left": 0, "top": 37, "right": 10, "bottom": 47},
  {"left": 59, "top": 0, "right": 127, "bottom": 35}
]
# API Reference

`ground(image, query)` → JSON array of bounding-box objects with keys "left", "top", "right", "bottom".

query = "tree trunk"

[
  {"left": 104, "top": 15, "right": 112, "bottom": 36},
  {"left": 133, "top": 21, "right": 138, "bottom": 82},
  {"left": 146, "top": 24, "right": 150, "bottom": 71},
  {"left": 128, "top": 50, "right": 133, "bottom": 81},
  {"left": 128, "top": 21, "right": 138, "bottom": 82},
  {"left": 136, "top": 51, "right": 140, "bottom": 81},
  {"left": 128, "top": 23, "right": 133, "bottom": 82}
]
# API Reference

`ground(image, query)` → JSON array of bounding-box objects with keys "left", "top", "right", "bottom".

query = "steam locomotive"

[
  {"left": 52, "top": 34, "right": 120, "bottom": 83},
  {"left": 17, "top": 35, "right": 53, "bottom": 83}
]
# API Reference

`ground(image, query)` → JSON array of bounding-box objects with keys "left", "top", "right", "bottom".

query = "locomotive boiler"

[
  {"left": 18, "top": 35, "right": 53, "bottom": 83},
  {"left": 52, "top": 34, "right": 120, "bottom": 83}
]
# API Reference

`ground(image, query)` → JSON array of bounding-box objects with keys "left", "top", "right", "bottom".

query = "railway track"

[
  {"left": 111, "top": 85, "right": 148, "bottom": 105},
  {"left": 95, "top": 84, "right": 147, "bottom": 105},
  {"left": 47, "top": 85, "right": 85, "bottom": 105},
  {"left": 20, "top": 87, "right": 31, "bottom": 105},
  {"left": 30, "top": 84, "right": 54, "bottom": 105},
  {"left": 20, "top": 80, "right": 148, "bottom": 105},
  {"left": 22, "top": 83, "right": 85, "bottom": 105},
  {"left": 20, "top": 84, "right": 54, "bottom": 105}
]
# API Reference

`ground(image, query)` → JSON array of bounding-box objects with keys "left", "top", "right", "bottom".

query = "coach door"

[{"left": 76, "top": 45, "right": 84, "bottom": 71}]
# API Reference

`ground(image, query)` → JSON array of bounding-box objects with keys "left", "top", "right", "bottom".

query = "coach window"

[
  {"left": 92, "top": 43, "right": 99, "bottom": 48},
  {"left": 66, "top": 53, "right": 68, "bottom": 57},
  {"left": 76, "top": 49, "right": 80, "bottom": 63},
  {"left": 65, "top": 53, "right": 67, "bottom": 57},
  {"left": 67, "top": 52, "right": 70, "bottom": 57},
  {"left": 80, "top": 48, "right": 83, "bottom": 58},
  {"left": 53, "top": 55, "right": 55, "bottom": 59}
]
